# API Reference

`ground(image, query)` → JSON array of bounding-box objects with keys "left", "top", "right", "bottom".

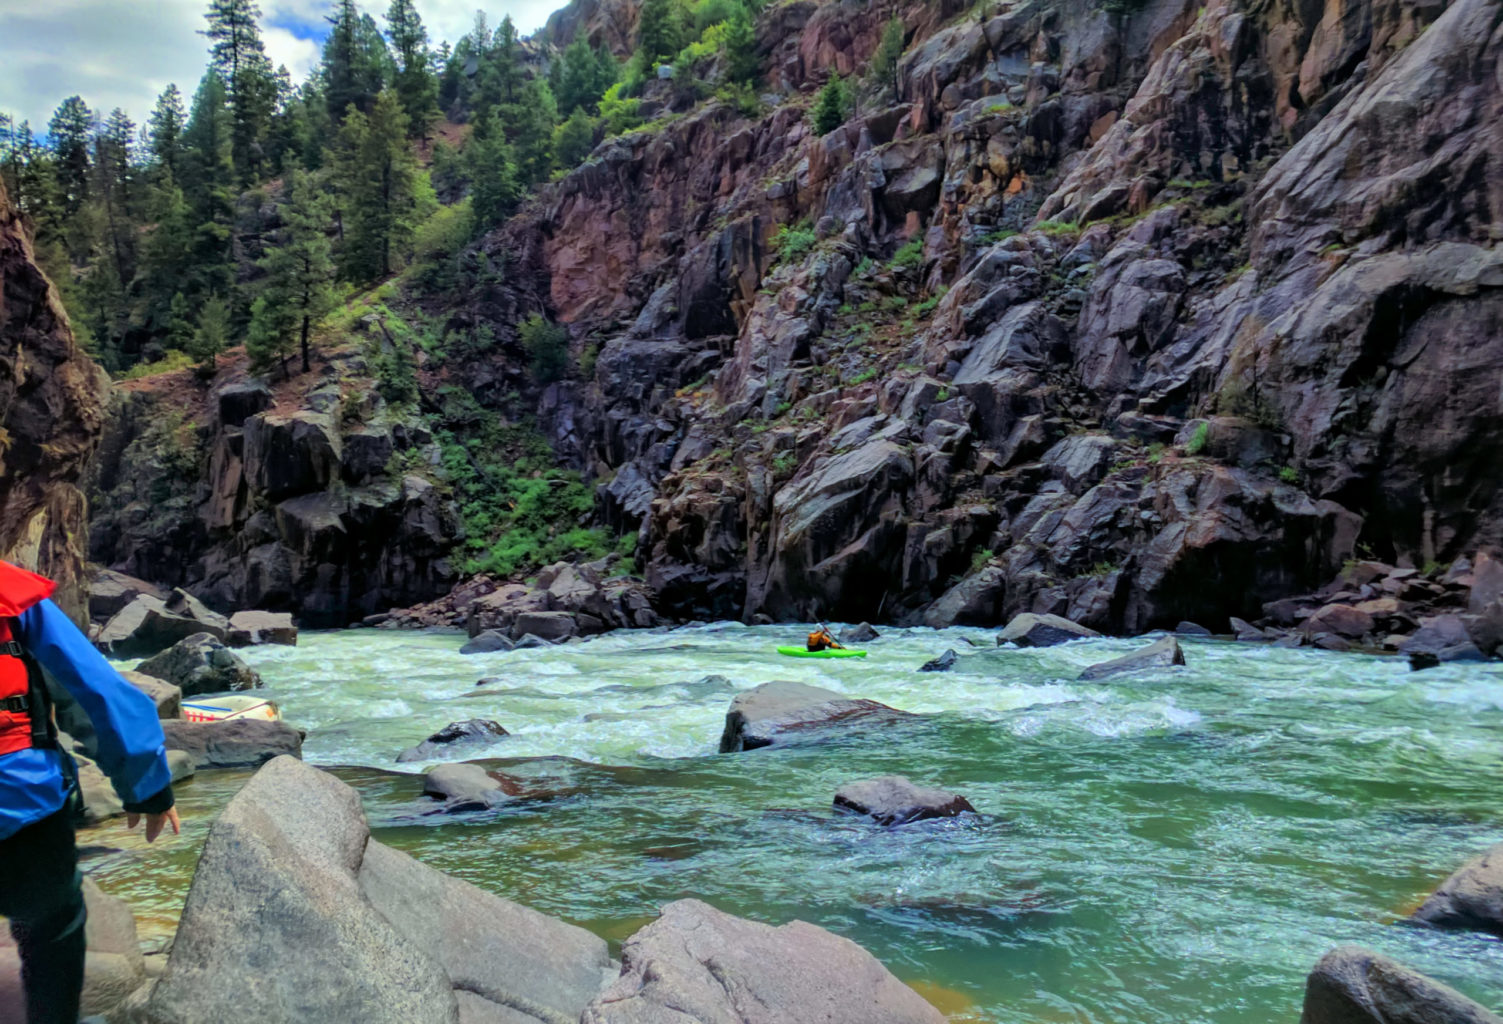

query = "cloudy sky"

[{"left": 0, "top": 0, "right": 561, "bottom": 136}]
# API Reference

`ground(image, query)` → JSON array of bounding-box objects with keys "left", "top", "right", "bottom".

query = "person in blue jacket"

[{"left": 0, "top": 560, "right": 179, "bottom": 1024}]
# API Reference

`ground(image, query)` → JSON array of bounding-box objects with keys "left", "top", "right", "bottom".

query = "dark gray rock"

[
  {"left": 1469, "top": 551, "right": 1503, "bottom": 614},
  {"left": 833, "top": 776, "right": 976, "bottom": 826},
  {"left": 998, "top": 612, "right": 1101, "bottom": 647},
  {"left": 719, "top": 681, "right": 909, "bottom": 753},
  {"left": 512, "top": 611, "right": 578, "bottom": 642},
  {"left": 459, "top": 630, "right": 514, "bottom": 655},
  {"left": 215, "top": 379, "right": 274, "bottom": 428},
  {"left": 135, "top": 633, "right": 263, "bottom": 697},
  {"left": 919, "top": 649, "right": 959, "bottom": 672},
  {"left": 88, "top": 569, "right": 167, "bottom": 623},
  {"left": 396, "top": 719, "right": 509, "bottom": 763},
  {"left": 226, "top": 610, "right": 298, "bottom": 647},
  {"left": 162, "top": 718, "right": 303, "bottom": 770},
  {"left": 1409, "top": 643, "right": 1486, "bottom": 670},
  {"left": 581, "top": 899, "right": 945, "bottom": 1024},
  {"left": 513, "top": 633, "right": 550, "bottom": 649},
  {"left": 1078, "top": 636, "right": 1186, "bottom": 680},
  {"left": 164, "top": 588, "right": 231, "bottom": 633},
  {"left": 1412, "top": 842, "right": 1503, "bottom": 937},
  {"left": 844, "top": 622, "right": 881, "bottom": 642},
  {"left": 1299, "top": 946, "right": 1503, "bottom": 1024},
  {"left": 1175, "top": 621, "right": 1212, "bottom": 636},
  {"left": 1229, "top": 616, "right": 1267, "bottom": 641},
  {"left": 96, "top": 596, "right": 224, "bottom": 659}
]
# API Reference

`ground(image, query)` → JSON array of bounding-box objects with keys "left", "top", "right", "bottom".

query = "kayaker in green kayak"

[{"left": 806, "top": 626, "right": 844, "bottom": 652}]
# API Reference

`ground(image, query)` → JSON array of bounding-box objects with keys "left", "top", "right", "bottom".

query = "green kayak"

[{"left": 776, "top": 646, "right": 868, "bottom": 659}]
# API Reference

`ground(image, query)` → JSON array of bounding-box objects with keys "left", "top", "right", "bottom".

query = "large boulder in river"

[
  {"left": 420, "top": 763, "right": 523, "bottom": 813},
  {"left": 0, "top": 878, "right": 149, "bottom": 1021},
  {"left": 834, "top": 776, "right": 976, "bottom": 827},
  {"left": 1078, "top": 636, "right": 1186, "bottom": 680},
  {"left": 1411, "top": 842, "right": 1503, "bottom": 937},
  {"left": 396, "top": 719, "right": 509, "bottom": 763},
  {"left": 998, "top": 613, "right": 1100, "bottom": 647},
  {"left": 143, "top": 756, "right": 613, "bottom": 1024},
  {"left": 162, "top": 718, "right": 302, "bottom": 770},
  {"left": 581, "top": 898, "right": 944, "bottom": 1024},
  {"left": 88, "top": 568, "right": 167, "bottom": 623},
  {"left": 459, "top": 629, "right": 514, "bottom": 654},
  {"left": 719, "top": 681, "right": 909, "bottom": 753},
  {"left": 226, "top": 610, "right": 298, "bottom": 647},
  {"left": 96, "top": 596, "right": 222, "bottom": 658},
  {"left": 1298, "top": 946, "right": 1503, "bottom": 1024},
  {"left": 135, "top": 632, "right": 262, "bottom": 697}
]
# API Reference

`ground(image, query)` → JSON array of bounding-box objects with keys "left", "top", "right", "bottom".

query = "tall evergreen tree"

[
  {"left": 47, "top": 96, "right": 93, "bottom": 213},
  {"left": 810, "top": 74, "right": 848, "bottom": 135},
  {"left": 552, "top": 107, "right": 596, "bottom": 168},
  {"left": 722, "top": 10, "right": 759, "bottom": 86},
  {"left": 556, "top": 38, "right": 617, "bottom": 115},
  {"left": 187, "top": 293, "right": 230, "bottom": 371},
  {"left": 637, "top": 0, "right": 682, "bottom": 65},
  {"left": 504, "top": 79, "right": 558, "bottom": 186},
  {"left": 466, "top": 108, "right": 520, "bottom": 230},
  {"left": 386, "top": 0, "right": 439, "bottom": 135},
  {"left": 203, "top": 0, "right": 276, "bottom": 179},
  {"left": 323, "top": 0, "right": 388, "bottom": 119},
  {"left": 247, "top": 169, "right": 336, "bottom": 374},
  {"left": 179, "top": 71, "right": 237, "bottom": 299},
  {"left": 869, "top": 16, "right": 905, "bottom": 99},
  {"left": 332, "top": 89, "right": 417, "bottom": 280},
  {"left": 93, "top": 109, "right": 138, "bottom": 291},
  {"left": 148, "top": 85, "right": 188, "bottom": 178}
]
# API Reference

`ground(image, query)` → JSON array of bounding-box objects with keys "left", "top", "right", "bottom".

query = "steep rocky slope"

[
  {"left": 92, "top": 0, "right": 1503, "bottom": 632},
  {"left": 0, "top": 179, "right": 108, "bottom": 619}
]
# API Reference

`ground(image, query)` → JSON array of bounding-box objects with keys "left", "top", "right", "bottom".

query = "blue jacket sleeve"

[{"left": 16, "top": 599, "right": 173, "bottom": 808}]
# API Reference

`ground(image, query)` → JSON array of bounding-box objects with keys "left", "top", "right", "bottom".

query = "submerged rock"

[
  {"left": 581, "top": 898, "right": 945, "bottom": 1024},
  {"left": 997, "top": 613, "right": 1100, "bottom": 648},
  {"left": 1078, "top": 636, "right": 1186, "bottom": 681},
  {"left": 144, "top": 756, "right": 614, "bottom": 1024},
  {"left": 719, "top": 680, "right": 909, "bottom": 753},
  {"left": 834, "top": 776, "right": 976, "bottom": 826},
  {"left": 135, "top": 632, "right": 263, "bottom": 697},
  {"left": 919, "top": 649, "right": 959, "bottom": 672},
  {"left": 1175, "top": 621, "right": 1212, "bottom": 636},
  {"left": 162, "top": 719, "right": 303, "bottom": 770},
  {"left": 396, "top": 719, "right": 509, "bottom": 763},
  {"left": 420, "top": 762, "right": 522, "bottom": 813},
  {"left": 1411, "top": 842, "right": 1503, "bottom": 937},
  {"left": 1299, "top": 946, "right": 1503, "bottom": 1024},
  {"left": 844, "top": 622, "right": 882, "bottom": 642},
  {"left": 459, "top": 629, "right": 514, "bottom": 654}
]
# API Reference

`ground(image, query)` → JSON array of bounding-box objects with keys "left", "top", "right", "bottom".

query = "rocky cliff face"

[
  {"left": 94, "top": 0, "right": 1503, "bottom": 633},
  {"left": 0, "top": 180, "right": 108, "bottom": 620}
]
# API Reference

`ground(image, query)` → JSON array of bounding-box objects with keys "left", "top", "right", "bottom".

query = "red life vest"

[{"left": 0, "top": 562, "right": 56, "bottom": 757}]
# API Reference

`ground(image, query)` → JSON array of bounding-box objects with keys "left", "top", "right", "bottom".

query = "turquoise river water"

[{"left": 86, "top": 624, "right": 1503, "bottom": 1022}]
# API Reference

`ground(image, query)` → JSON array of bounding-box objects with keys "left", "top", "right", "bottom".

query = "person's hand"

[{"left": 126, "top": 807, "right": 181, "bottom": 843}]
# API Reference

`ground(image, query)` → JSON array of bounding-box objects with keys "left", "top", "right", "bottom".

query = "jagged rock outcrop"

[{"left": 0, "top": 180, "right": 108, "bottom": 621}]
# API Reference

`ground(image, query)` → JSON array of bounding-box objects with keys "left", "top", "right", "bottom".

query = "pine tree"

[
  {"left": 187, "top": 293, "right": 230, "bottom": 371},
  {"left": 93, "top": 109, "right": 138, "bottom": 293},
  {"left": 722, "top": 10, "right": 759, "bottom": 86},
  {"left": 11, "top": 123, "right": 62, "bottom": 228},
  {"left": 0, "top": 114, "right": 17, "bottom": 200},
  {"left": 166, "top": 291, "right": 196, "bottom": 351},
  {"left": 504, "top": 78, "right": 558, "bottom": 186},
  {"left": 323, "top": 0, "right": 388, "bottom": 119},
  {"left": 466, "top": 109, "right": 520, "bottom": 230},
  {"left": 870, "top": 16, "right": 905, "bottom": 100},
  {"left": 637, "top": 0, "right": 682, "bottom": 65},
  {"left": 332, "top": 89, "right": 417, "bottom": 280},
  {"left": 387, "top": 0, "right": 439, "bottom": 135},
  {"left": 179, "top": 71, "right": 238, "bottom": 300},
  {"left": 47, "top": 96, "right": 93, "bottom": 213},
  {"left": 556, "top": 38, "right": 617, "bottom": 115},
  {"left": 137, "top": 178, "right": 196, "bottom": 333},
  {"left": 148, "top": 85, "right": 188, "bottom": 178},
  {"left": 811, "top": 74, "right": 848, "bottom": 135},
  {"left": 247, "top": 169, "right": 336, "bottom": 374},
  {"left": 203, "top": 0, "right": 276, "bottom": 179},
  {"left": 552, "top": 107, "right": 597, "bottom": 168}
]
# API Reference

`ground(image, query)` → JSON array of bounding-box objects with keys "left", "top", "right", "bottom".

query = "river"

[{"left": 86, "top": 624, "right": 1503, "bottom": 1022}]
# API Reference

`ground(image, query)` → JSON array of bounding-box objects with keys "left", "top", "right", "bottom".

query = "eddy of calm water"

[{"left": 89, "top": 624, "right": 1503, "bottom": 1023}]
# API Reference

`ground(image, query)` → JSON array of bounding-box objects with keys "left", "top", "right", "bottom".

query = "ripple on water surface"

[{"left": 88, "top": 625, "right": 1503, "bottom": 1023}]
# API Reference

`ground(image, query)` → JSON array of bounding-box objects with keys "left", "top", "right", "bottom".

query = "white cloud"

[{"left": 0, "top": 0, "right": 565, "bottom": 136}]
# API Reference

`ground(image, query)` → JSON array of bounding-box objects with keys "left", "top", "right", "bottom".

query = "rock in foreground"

[
  {"left": 162, "top": 718, "right": 302, "bottom": 770},
  {"left": 397, "top": 719, "right": 509, "bottom": 763},
  {"left": 581, "top": 898, "right": 944, "bottom": 1024},
  {"left": 834, "top": 776, "right": 976, "bottom": 826},
  {"left": 135, "top": 632, "right": 263, "bottom": 697},
  {"left": 998, "top": 613, "right": 1101, "bottom": 648},
  {"left": 1299, "top": 946, "right": 1503, "bottom": 1024},
  {"left": 719, "top": 681, "right": 909, "bottom": 753},
  {"left": 144, "top": 756, "right": 613, "bottom": 1024},
  {"left": 1078, "top": 636, "right": 1186, "bottom": 680},
  {"left": 1411, "top": 842, "right": 1503, "bottom": 938}
]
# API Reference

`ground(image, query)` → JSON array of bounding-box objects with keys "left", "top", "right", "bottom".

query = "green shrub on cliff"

[
  {"left": 770, "top": 221, "right": 817, "bottom": 263},
  {"left": 811, "top": 75, "right": 849, "bottom": 136},
  {"left": 1185, "top": 422, "right": 1210, "bottom": 456},
  {"left": 520, "top": 313, "right": 570, "bottom": 384}
]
